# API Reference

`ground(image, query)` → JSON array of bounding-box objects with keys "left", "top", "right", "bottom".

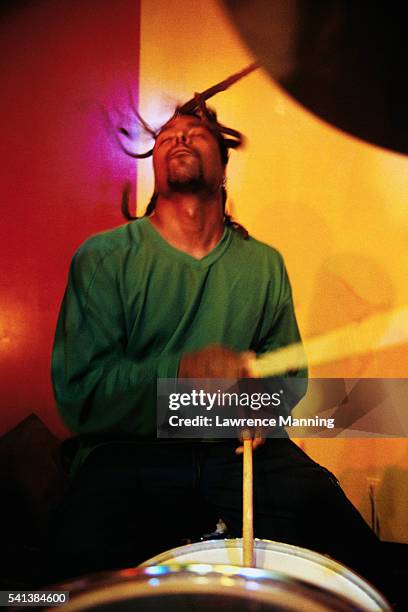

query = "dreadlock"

[{"left": 119, "top": 63, "right": 260, "bottom": 239}]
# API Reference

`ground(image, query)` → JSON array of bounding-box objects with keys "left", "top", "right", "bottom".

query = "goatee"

[{"left": 167, "top": 155, "right": 205, "bottom": 192}]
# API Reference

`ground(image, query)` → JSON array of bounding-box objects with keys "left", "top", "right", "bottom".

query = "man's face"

[{"left": 153, "top": 115, "right": 225, "bottom": 196}]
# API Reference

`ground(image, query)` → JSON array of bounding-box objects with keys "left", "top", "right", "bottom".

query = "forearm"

[{"left": 52, "top": 342, "right": 179, "bottom": 436}]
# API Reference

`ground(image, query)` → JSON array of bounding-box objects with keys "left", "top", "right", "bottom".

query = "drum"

[
  {"left": 140, "top": 538, "right": 390, "bottom": 611},
  {"left": 48, "top": 563, "right": 366, "bottom": 611}
]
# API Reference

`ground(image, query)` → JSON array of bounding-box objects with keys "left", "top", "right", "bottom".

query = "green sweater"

[{"left": 52, "top": 218, "right": 306, "bottom": 467}]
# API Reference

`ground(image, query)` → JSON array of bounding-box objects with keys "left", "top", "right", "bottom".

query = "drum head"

[
  {"left": 140, "top": 538, "right": 390, "bottom": 611},
  {"left": 49, "top": 564, "right": 360, "bottom": 611}
]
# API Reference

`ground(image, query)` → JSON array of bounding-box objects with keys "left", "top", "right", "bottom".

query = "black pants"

[{"left": 48, "top": 439, "right": 382, "bottom": 588}]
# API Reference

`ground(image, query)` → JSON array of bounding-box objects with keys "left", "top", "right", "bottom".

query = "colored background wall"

[
  {"left": 0, "top": 0, "right": 140, "bottom": 438},
  {"left": 137, "top": 0, "right": 408, "bottom": 542}
]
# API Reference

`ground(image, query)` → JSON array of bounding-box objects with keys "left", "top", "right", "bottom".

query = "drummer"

[{"left": 50, "top": 96, "right": 381, "bottom": 586}]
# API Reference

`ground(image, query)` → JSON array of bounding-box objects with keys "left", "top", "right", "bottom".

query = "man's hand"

[
  {"left": 235, "top": 435, "right": 266, "bottom": 455},
  {"left": 178, "top": 344, "right": 253, "bottom": 379},
  {"left": 178, "top": 345, "right": 264, "bottom": 453}
]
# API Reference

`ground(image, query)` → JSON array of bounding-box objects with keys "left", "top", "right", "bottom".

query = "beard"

[{"left": 167, "top": 154, "right": 206, "bottom": 192}]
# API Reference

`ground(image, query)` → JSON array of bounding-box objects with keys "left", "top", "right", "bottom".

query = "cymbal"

[{"left": 222, "top": 0, "right": 408, "bottom": 155}]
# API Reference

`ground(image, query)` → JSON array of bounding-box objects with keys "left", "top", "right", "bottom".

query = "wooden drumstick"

[
  {"left": 243, "top": 435, "right": 254, "bottom": 567},
  {"left": 248, "top": 307, "right": 408, "bottom": 379}
]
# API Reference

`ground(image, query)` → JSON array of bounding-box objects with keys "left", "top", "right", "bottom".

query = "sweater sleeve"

[
  {"left": 255, "top": 254, "right": 308, "bottom": 416},
  {"left": 51, "top": 243, "right": 180, "bottom": 437}
]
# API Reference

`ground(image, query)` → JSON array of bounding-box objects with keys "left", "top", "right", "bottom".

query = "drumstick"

[
  {"left": 242, "top": 435, "right": 254, "bottom": 567},
  {"left": 249, "top": 307, "right": 408, "bottom": 378}
]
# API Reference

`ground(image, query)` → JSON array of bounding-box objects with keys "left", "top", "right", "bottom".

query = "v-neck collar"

[{"left": 140, "top": 217, "right": 232, "bottom": 268}]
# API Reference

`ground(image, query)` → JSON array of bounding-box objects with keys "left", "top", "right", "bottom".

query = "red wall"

[{"left": 0, "top": 0, "right": 141, "bottom": 438}]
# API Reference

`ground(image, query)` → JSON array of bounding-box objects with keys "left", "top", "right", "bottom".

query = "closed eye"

[
  {"left": 189, "top": 129, "right": 208, "bottom": 138},
  {"left": 156, "top": 134, "right": 173, "bottom": 146}
]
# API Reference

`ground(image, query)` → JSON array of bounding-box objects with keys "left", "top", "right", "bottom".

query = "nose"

[{"left": 175, "top": 130, "right": 190, "bottom": 145}]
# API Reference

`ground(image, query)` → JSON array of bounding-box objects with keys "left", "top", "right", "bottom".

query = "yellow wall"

[{"left": 139, "top": 0, "right": 408, "bottom": 542}]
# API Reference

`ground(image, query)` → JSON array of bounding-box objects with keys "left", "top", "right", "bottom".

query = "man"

[{"left": 51, "top": 104, "right": 380, "bottom": 586}]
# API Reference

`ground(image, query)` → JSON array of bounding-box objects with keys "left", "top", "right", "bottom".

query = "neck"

[{"left": 148, "top": 190, "right": 225, "bottom": 259}]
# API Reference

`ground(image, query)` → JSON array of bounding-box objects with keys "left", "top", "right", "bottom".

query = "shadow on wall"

[
  {"left": 339, "top": 447, "right": 408, "bottom": 544},
  {"left": 379, "top": 456, "right": 408, "bottom": 542},
  {"left": 308, "top": 252, "right": 394, "bottom": 377}
]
